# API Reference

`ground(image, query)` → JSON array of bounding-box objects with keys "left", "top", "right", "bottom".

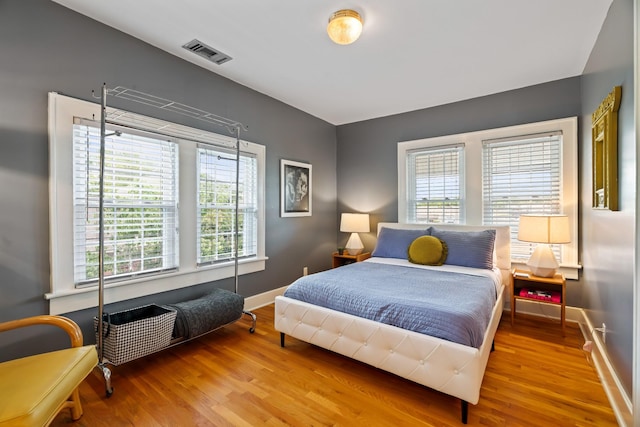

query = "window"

[
  {"left": 47, "top": 93, "right": 266, "bottom": 314},
  {"left": 398, "top": 117, "right": 578, "bottom": 277},
  {"left": 197, "top": 145, "right": 257, "bottom": 265},
  {"left": 73, "top": 121, "right": 179, "bottom": 285},
  {"left": 482, "top": 133, "right": 563, "bottom": 261},
  {"left": 406, "top": 144, "right": 464, "bottom": 224}
]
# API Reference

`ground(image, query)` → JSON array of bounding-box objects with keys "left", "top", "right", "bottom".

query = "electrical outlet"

[{"left": 303, "top": 266, "right": 308, "bottom": 276}]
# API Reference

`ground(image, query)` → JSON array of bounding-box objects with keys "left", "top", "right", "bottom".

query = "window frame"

[
  {"left": 405, "top": 144, "right": 465, "bottom": 224},
  {"left": 72, "top": 120, "right": 180, "bottom": 285},
  {"left": 398, "top": 117, "right": 579, "bottom": 278},
  {"left": 47, "top": 92, "right": 266, "bottom": 314},
  {"left": 196, "top": 144, "right": 258, "bottom": 265}
]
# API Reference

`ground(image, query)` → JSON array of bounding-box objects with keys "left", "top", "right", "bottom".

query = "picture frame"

[{"left": 281, "top": 159, "right": 312, "bottom": 217}]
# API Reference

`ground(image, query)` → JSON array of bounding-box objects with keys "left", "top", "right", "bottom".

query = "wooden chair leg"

[{"left": 70, "top": 387, "right": 83, "bottom": 420}]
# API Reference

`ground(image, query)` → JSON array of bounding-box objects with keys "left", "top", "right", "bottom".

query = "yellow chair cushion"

[{"left": 0, "top": 345, "right": 97, "bottom": 426}]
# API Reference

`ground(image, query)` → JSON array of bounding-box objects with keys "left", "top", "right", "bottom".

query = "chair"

[{"left": 0, "top": 315, "right": 97, "bottom": 426}]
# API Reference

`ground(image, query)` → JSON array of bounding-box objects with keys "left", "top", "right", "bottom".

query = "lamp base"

[
  {"left": 528, "top": 265, "right": 557, "bottom": 278},
  {"left": 527, "top": 244, "right": 559, "bottom": 278},
  {"left": 345, "top": 233, "right": 364, "bottom": 256}
]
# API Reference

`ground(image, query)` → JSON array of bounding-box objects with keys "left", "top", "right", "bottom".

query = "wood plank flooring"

[{"left": 52, "top": 305, "right": 617, "bottom": 426}]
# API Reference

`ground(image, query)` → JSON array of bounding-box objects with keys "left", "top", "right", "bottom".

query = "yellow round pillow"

[{"left": 408, "top": 236, "right": 448, "bottom": 266}]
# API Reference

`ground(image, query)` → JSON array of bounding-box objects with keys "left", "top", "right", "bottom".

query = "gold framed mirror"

[{"left": 592, "top": 86, "right": 621, "bottom": 210}]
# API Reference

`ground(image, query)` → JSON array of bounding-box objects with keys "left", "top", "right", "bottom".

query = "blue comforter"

[{"left": 283, "top": 261, "right": 497, "bottom": 348}]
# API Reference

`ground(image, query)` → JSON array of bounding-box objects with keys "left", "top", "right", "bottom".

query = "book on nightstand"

[{"left": 519, "top": 287, "right": 561, "bottom": 303}]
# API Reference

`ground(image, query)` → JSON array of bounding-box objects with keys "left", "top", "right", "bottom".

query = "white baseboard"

[
  {"left": 579, "top": 311, "right": 633, "bottom": 427},
  {"left": 511, "top": 300, "right": 632, "bottom": 426},
  {"left": 244, "top": 285, "right": 288, "bottom": 311},
  {"left": 509, "top": 298, "right": 583, "bottom": 322}
]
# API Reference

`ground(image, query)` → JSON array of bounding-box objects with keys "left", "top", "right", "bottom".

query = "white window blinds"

[
  {"left": 197, "top": 145, "right": 258, "bottom": 265},
  {"left": 482, "top": 132, "right": 562, "bottom": 260},
  {"left": 72, "top": 122, "right": 179, "bottom": 285},
  {"left": 406, "top": 144, "right": 464, "bottom": 224}
]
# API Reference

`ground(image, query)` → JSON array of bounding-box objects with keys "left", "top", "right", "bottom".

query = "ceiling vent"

[{"left": 182, "top": 39, "right": 232, "bottom": 65}]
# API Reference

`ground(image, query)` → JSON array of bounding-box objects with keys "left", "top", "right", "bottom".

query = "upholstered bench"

[{"left": 0, "top": 315, "right": 97, "bottom": 427}]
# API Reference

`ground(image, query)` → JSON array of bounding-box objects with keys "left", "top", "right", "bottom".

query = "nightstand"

[
  {"left": 511, "top": 268, "right": 566, "bottom": 335},
  {"left": 332, "top": 252, "right": 371, "bottom": 268}
]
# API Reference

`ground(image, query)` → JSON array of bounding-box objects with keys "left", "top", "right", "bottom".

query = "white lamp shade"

[
  {"left": 340, "top": 213, "right": 370, "bottom": 233},
  {"left": 517, "top": 215, "right": 570, "bottom": 244},
  {"left": 518, "top": 214, "right": 570, "bottom": 277},
  {"left": 340, "top": 213, "right": 369, "bottom": 255}
]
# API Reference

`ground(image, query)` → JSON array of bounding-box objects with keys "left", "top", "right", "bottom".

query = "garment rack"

[{"left": 94, "top": 84, "right": 256, "bottom": 397}]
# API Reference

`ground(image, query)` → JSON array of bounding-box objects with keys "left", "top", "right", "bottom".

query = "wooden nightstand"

[
  {"left": 332, "top": 252, "right": 371, "bottom": 268},
  {"left": 511, "top": 268, "right": 566, "bottom": 335}
]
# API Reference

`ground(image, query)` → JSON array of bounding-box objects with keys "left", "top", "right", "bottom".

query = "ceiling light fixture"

[{"left": 327, "top": 9, "right": 363, "bottom": 45}]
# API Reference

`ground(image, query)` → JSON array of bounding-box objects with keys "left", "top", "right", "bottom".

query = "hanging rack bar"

[
  {"left": 234, "top": 126, "right": 241, "bottom": 295},
  {"left": 97, "top": 83, "right": 114, "bottom": 397},
  {"left": 107, "top": 86, "right": 248, "bottom": 134}
]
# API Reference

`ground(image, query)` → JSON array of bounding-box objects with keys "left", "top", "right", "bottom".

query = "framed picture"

[{"left": 281, "top": 159, "right": 312, "bottom": 217}]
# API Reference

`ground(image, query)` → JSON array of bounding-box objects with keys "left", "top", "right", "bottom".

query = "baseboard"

[
  {"left": 244, "top": 285, "right": 288, "bottom": 311},
  {"left": 579, "top": 311, "right": 633, "bottom": 427},
  {"left": 511, "top": 300, "right": 632, "bottom": 426},
  {"left": 508, "top": 298, "right": 583, "bottom": 322}
]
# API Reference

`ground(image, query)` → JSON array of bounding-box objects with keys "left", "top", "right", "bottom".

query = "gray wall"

[
  {"left": 580, "top": 0, "right": 635, "bottom": 396},
  {"left": 0, "top": 1, "right": 337, "bottom": 359}
]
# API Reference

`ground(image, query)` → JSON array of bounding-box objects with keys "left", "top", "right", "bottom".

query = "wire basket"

[{"left": 95, "top": 304, "right": 177, "bottom": 365}]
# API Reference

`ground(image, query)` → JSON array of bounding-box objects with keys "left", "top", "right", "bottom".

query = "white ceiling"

[{"left": 53, "top": 0, "right": 613, "bottom": 125}]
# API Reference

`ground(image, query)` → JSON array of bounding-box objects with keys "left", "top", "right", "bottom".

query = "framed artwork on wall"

[{"left": 281, "top": 159, "right": 312, "bottom": 217}]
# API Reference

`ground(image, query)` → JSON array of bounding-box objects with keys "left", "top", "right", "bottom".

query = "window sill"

[
  {"left": 45, "top": 257, "right": 267, "bottom": 315},
  {"left": 510, "top": 260, "right": 582, "bottom": 280}
]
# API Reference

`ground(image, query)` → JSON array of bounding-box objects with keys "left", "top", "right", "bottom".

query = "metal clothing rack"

[{"left": 94, "top": 84, "right": 256, "bottom": 396}]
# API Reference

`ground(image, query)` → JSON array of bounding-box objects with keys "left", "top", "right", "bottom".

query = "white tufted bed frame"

[{"left": 274, "top": 223, "right": 511, "bottom": 424}]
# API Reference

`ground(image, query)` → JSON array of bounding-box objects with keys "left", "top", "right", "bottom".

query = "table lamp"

[
  {"left": 340, "top": 213, "right": 370, "bottom": 255},
  {"left": 518, "top": 214, "right": 570, "bottom": 278}
]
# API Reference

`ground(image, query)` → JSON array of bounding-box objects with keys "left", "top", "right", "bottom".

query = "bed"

[{"left": 274, "top": 222, "right": 511, "bottom": 423}]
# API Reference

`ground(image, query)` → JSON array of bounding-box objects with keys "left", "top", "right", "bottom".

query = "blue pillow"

[
  {"left": 372, "top": 227, "right": 430, "bottom": 259},
  {"left": 430, "top": 228, "right": 496, "bottom": 269}
]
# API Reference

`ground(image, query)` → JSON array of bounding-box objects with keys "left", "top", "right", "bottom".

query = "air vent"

[{"left": 182, "top": 39, "right": 232, "bottom": 65}]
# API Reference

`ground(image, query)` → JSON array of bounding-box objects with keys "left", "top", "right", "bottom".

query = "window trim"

[
  {"left": 405, "top": 143, "right": 465, "bottom": 224},
  {"left": 72, "top": 120, "right": 181, "bottom": 285},
  {"left": 398, "top": 117, "right": 579, "bottom": 278},
  {"left": 47, "top": 92, "right": 266, "bottom": 314}
]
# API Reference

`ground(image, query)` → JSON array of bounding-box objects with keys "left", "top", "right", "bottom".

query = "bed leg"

[
  {"left": 461, "top": 400, "right": 468, "bottom": 424},
  {"left": 280, "top": 332, "right": 285, "bottom": 347}
]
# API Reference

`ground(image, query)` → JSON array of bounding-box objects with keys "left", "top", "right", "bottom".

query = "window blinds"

[
  {"left": 72, "top": 122, "right": 179, "bottom": 285},
  {"left": 482, "top": 132, "right": 562, "bottom": 260},
  {"left": 407, "top": 144, "right": 464, "bottom": 224},
  {"left": 197, "top": 144, "right": 258, "bottom": 265}
]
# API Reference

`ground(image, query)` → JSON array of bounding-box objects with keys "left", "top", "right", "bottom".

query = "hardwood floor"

[{"left": 53, "top": 305, "right": 617, "bottom": 426}]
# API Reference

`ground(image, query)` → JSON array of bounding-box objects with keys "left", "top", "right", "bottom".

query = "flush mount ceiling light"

[{"left": 327, "top": 9, "right": 363, "bottom": 45}]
